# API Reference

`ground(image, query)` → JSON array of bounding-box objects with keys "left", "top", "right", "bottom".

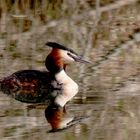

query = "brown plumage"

[
  {"left": 0, "top": 70, "right": 60, "bottom": 103},
  {"left": 45, "top": 48, "right": 64, "bottom": 74}
]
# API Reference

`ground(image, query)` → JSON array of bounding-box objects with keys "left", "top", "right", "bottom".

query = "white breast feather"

[{"left": 55, "top": 70, "right": 78, "bottom": 107}]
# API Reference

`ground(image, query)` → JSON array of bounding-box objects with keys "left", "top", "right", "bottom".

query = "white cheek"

[{"left": 60, "top": 50, "right": 74, "bottom": 62}]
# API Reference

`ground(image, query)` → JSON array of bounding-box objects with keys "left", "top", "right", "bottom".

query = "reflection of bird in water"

[
  {"left": 45, "top": 104, "right": 88, "bottom": 132},
  {"left": 0, "top": 42, "right": 90, "bottom": 107}
]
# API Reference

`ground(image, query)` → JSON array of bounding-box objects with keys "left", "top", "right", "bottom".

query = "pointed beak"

[
  {"left": 68, "top": 53, "right": 91, "bottom": 64},
  {"left": 74, "top": 56, "right": 91, "bottom": 64}
]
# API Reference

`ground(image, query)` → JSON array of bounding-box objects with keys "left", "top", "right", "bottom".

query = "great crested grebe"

[{"left": 0, "top": 42, "right": 90, "bottom": 106}]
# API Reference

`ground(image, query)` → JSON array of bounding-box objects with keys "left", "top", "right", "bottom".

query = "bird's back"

[{"left": 0, "top": 70, "right": 61, "bottom": 103}]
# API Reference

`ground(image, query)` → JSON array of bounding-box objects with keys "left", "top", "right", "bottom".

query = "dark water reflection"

[
  {"left": 0, "top": 95, "right": 94, "bottom": 140},
  {"left": 1, "top": 0, "right": 140, "bottom": 140}
]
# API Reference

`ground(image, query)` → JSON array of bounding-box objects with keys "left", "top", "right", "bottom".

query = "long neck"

[
  {"left": 46, "top": 49, "right": 78, "bottom": 107},
  {"left": 45, "top": 49, "right": 64, "bottom": 74},
  {"left": 55, "top": 70, "right": 72, "bottom": 84}
]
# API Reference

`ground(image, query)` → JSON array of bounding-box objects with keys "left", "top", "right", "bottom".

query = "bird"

[{"left": 0, "top": 42, "right": 90, "bottom": 107}]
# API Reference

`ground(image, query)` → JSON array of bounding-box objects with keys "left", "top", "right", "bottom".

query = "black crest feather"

[{"left": 46, "top": 42, "right": 78, "bottom": 55}]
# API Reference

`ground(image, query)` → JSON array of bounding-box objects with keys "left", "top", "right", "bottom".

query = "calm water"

[{"left": 0, "top": 0, "right": 140, "bottom": 140}]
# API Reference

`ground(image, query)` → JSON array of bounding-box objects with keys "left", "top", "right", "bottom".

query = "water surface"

[{"left": 0, "top": 0, "right": 140, "bottom": 140}]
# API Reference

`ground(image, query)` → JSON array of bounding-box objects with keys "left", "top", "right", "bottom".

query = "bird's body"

[
  {"left": 0, "top": 42, "right": 90, "bottom": 106},
  {"left": 0, "top": 70, "right": 61, "bottom": 103}
]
